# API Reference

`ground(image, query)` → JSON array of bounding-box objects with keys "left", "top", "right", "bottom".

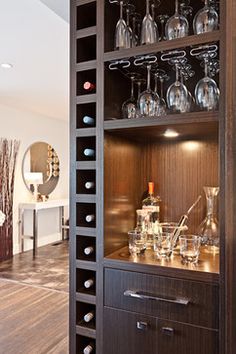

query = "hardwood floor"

[
  {"left": 0, "top": 241, "right": 69, "bottom": 292},
  {"left": 0, "top": 241, "right": 69, "bottom": 353},
  {"left": 0, "top": 280, "right": 68, "bottom": 354}
]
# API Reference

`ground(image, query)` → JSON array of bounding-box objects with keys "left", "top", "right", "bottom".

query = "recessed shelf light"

[
  {"left": 1, "top": 63, "right": 13, "bottom": 69},
  {"left": 164, "top": 129, "right": 179, "bottom": 138}
]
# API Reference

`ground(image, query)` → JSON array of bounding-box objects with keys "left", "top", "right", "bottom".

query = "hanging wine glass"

[
  {"left": 141, "top": 0, "right": 158, "bottom": 45},
  {"left": 157, "top": 15, "right": 169, "bottom": 41},
  {"left": 154, "top": 70, "right": 168, "bottom": 116},
  {"left": 165, "top": 0, "right": 189, "bottom": 40},
  {"left": 122, "top": 73, "right": 138, "bottom": 119},
  {"left": 138, "top": 65, "right": 159, "bottom": 117},
  {"left": 151, "top": 2, "right": 159, "bottom": 42},
  {"left": 193, "top": 0, "right": 218, "bottom": 34},
  {"left": 134, "top": 78, "right": 146, "bottom": 118},
  {"left": 115, "top": 1, "right": 129, "bottom": 50},
  {"left": 125, "top": 4, "right": 136, "bottom": 48},
  {"left": 166, "top": 61, "right": 190, "bottom": 113},
  {"left": 195, "top": 54, "right": 220, "bottom": 111}
]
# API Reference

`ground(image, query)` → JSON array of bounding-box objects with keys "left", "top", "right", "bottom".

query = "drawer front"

[
  {"left": 104, "top": 307, "right": 158, "bottom": 354},
  {"left": 104, "top": 268, "right": 219, "bottom": 329},
  {"left": 104, "top": 307, "right": 219, "bottom": 354},
  {"left": 157, "top": 319, "right": 219, "bottom": 354}
]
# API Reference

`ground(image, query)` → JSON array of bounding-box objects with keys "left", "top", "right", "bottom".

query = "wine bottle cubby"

[
  {"left": 77, "top": 302, "right": 96, "bottom": 329},
  {"left": 77, "top": 236, "right": 96, "bottom": 262},
  {"left": 76, "top": 268, "right": 96, "bottom": 295},
  {"left": 76, "top": 170, "right": 96, "bottom": 194},
  {"left": 76, "top": 137, "right": 96, "bottom": 161},
  {"left": 76, "top": 103, "right": 96, "bottom": 129},
  {"left": 77, "top": 36, "right": 97, "bottom": 63},
  {"left": 76, "top": 335, "right": 96, "bottom": 354},
  {"left": 77, "top": 2, "right": 97, "bottom": 31},
  {"left": 71, "top": 0, "right": 236, "bottom": 353},
  {"left": 76, "top": 203, "right": 96, "bottom": 228},
  {"left": 77, "top": 69, "right": 96, "bottom": 96}
]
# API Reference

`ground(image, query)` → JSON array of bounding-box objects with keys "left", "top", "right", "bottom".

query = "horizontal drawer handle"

[
  {"left": 123, "top": 290, "right": 189, "bottom": 306},
  {"left": 137, "top": 321, "right": 148, "bottom": 330},
  {"left": 161, "top": 327, "right": 174, "bottom": 336}
]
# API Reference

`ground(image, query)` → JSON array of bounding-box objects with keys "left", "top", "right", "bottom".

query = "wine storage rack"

[{"left": 70, "top": 0, "right": 236, "bottom": 353}]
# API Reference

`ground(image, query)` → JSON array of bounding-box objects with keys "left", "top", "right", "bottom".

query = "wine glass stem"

[
  {"left": 175, "top": 63, "right": 179, "bottom": 82},
  {"left": 146, "top": 0, "right": 150, "bottom": 16},
  {"left": 204, "top": 61, "right": 208, "bottom": 78},
  {"left": 154, "top": 76, "right": 158, "bottom": 93},
  {"left": 120, "top": 1, "right": 123, "bottom": 20},
  {"left": 175, "top": 0, "right": 179, "bottom": 14},
  {"left": 126, "top": 9, "right": 130, "bottom": 26},
  {"left": 147, "top": 65, "right": 151, "bottom": 91},
  {"left": 131, "top": 78, "right": 134, "bottom": 99},
  {"left": 151, "top": 4, "right": 155, "bottom": 19},
  {"left": 160, "top": 79, "right": 164, "bottom": 99}
]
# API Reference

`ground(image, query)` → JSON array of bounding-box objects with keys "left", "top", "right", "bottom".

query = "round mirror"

[{"left": 22, "top": 142, "right": 60, "bottom": 197}]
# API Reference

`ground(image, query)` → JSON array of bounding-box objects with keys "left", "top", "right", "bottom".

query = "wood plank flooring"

[
  {"left": 0, "top": 279, "right": 68, "bottom": 354},
  {"left": 0, "top": 241, "right": 69, "bottom": 292}
]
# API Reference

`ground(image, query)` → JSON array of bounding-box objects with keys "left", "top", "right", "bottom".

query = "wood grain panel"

[
  {"left": 104, "top": 133, "right": 143, "bottom": 256},
  {"left": 104, "top": 268, "right": 219, "bottom": 329},
  {"left": 146, "top": 138, "right": 219, "bottom": 234}
]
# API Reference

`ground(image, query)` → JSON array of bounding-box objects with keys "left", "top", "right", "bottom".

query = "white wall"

[{"left": 0, "top": 103, "right": 69, "bottom": 254}]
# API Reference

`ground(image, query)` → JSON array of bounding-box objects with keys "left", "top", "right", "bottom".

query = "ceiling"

[{"left": 0, "top": 0, "right": 69, "bottom": 121}]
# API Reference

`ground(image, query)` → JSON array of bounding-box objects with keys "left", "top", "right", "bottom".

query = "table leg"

[
  {"left": 60, "top": 206, "right": 65, "bottom": 241},
  {"left": 19, "top": 209, "right": 24, "bottom": 253},
  {"left": 33, "top": 210, "right": 38, "bottom": 257}
]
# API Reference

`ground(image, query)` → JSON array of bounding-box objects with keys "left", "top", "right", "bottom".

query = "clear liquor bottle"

[{"left": 142, "top": 182, "right": 161, "bottom": 222}]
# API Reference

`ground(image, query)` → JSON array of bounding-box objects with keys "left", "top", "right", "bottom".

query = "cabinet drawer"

[
  {"left": 104, "top": 307, "right": 219, "bottom": 354},
  {"left": 104, "top": 268, "right": 219, "bottom": 329},
  {"left": 104, "top": 307, "right": 158, "bottom": 354}
]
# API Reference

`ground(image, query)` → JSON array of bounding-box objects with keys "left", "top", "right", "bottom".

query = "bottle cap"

[{"left": 148, "top": 182, "right": 154, "bottom": 194}]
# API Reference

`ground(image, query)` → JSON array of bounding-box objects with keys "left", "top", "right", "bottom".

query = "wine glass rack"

[{"left": 70, "top": 1, "right": 236, "bottom": 354}]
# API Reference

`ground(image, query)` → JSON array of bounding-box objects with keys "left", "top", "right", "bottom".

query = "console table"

[{"left": 19, "top": 199, "right": 69, "bottom": 257}]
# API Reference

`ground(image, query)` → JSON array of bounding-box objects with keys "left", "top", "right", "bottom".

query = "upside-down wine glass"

[
  {"left": 165, "top": 0, "right": 189, "bottom": 40},
  {"left": 138, "top": 65, "right": 159, "bottom": 117},
  {"left": 193, "top": 0, "right": 218, "bottom": 34},
  {"left": 155, "top": 70, "right": 167, "bottom": 116},
  {"left": 141, "top": 0, "right": 158, "bottom": 45},
  {"left": 134, "top": 78, "right": 146, "bottom": 118},
  {"left": 151, "top": 2, "right": 159, "bottom": 41},
  {"left": 115, "top": 1, "right": 129, "bottom": 50},
  {"left": 157, "top": 14, "right": 169, "bottom": 41},
  {"left": 195, "top": 54, "right": 220, "bottom": 111},
  {"left": 166, "top": 61, "right": 190, "bottom": 113},
  {"left": 122, "top": 74, "right": 137, "bottom": 119}
]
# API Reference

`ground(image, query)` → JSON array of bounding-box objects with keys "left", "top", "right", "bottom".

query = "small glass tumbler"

[
  {"left": 154, "top": 232, "right": 173, "bottom": 259},
  {"left": 128, "top": 230, "right": 146, "bottom": 256},
  {"left": 179, "top": 235, "right": 201, "bottom": 264}
]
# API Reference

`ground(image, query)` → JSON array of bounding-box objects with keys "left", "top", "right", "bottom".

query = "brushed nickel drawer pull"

[
  {"left": 137, "top": 321, "right": 148, "bottom": 330},
  {"left": 161, "top": 327, "right": 174, "bottom": 336},
  {"left": 124, "top": 290, "right": 189, "bottom": 306}
]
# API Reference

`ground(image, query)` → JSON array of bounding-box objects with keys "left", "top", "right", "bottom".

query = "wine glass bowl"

[
  {"left": 138, "top": 65, "right": 159, "bottom": 117},
  {"left": 195, "top": 76, "right": 219, "bottom": 111},
  {"left": 165, "top": 0, "right": 189, "bottom": 40},
  {"left": 141, "top": 0, "right": 158, "bottom": 45},
  {"left": 193, "top": 0, "right": 219, "bottom": 34}
]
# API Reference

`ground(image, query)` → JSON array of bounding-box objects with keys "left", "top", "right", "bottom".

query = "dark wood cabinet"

[
  {"left": 70, "top": 0, "right": 236, "bottom": 353},
  {"left": 104, "top": 307, "right": 219, "bottom": 354}
]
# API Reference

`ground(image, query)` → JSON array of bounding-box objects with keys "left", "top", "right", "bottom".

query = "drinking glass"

[
  {"left": 195, "top": 57, "right": 220, "bottom": 111},
  {"left": 193, "top": 0, "right": 218, "bottom": 35},
  {"left": 115, "top": 1, "right": 129, "bottom": 50},
  {"left": 179, "top": 235, "right": 201, "bottom": 264},
  {"left": 166, "top": 62, "right": 190, "bottom": 113},
  {"left": 165, "top": 0, "right": 189, "bottom": 40},
  {"left": 122, "top": 74, "right": 137, "bottom": 119},
  {"left": 138, "top": 65, "right": 159, "bottom": 117},
  {"left": 128, "top": 230, "right": 146, "bottom": 256},
  {"left": 141, "top": 0, "right": 158, "bottom": 45}
]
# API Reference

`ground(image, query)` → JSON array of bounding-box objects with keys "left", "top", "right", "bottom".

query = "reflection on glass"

[
  {"left": 193, "top": 0, "right": 218, "bottom": 34},
  {"left": 165, "top": 0, "right": 189, "bottom": 40}
]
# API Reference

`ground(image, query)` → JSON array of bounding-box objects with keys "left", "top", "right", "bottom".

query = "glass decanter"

[{"left": 198, "top": 186, "right": 219, "bottom": 249}]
